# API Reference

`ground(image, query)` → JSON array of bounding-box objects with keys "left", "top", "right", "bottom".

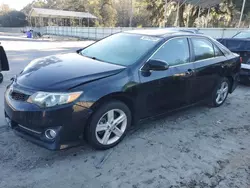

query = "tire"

[
  {"left": 209, "top": 77, "right": 230, "bottom": 107},
  {"left": 0, "top": 73, "right": 3, "bottom": 83},
  {"left": 85, "top": 100, "right": 131, "bottom": 150}
]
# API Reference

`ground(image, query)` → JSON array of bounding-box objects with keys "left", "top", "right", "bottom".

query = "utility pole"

[
  {"left": 174, "top": 1, "right": 180, "bottom": 27},
  {"left": 206, "top": 8, "right": 210, "bottom": 28},
  {"left": 238, "top": 0, "right": 246, "bottom": 28},
  {"left": 129, "top": 0, "right": 134, "bottom": 27},
  {"left": 164, "top": 0, "right": 168, "bottom": 27},
  {"left": 197, "top": 6, "right": 201, "bottom": 27}
]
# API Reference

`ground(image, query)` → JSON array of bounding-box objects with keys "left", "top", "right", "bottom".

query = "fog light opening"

[{"left": 45, "top": 129, "right": 57, "bottom": 140}]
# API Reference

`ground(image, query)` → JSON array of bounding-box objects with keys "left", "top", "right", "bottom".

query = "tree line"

[
  {"left": 0, "top": 4, "right": 27, "bottom": 27},
  {"left": 0, "top": 0, "right": 250, "bottom": 28}
]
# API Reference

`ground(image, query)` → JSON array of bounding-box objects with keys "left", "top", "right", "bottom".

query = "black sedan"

[
  {"left": 218, "top": 31, "right": 250, "bottom": 84},
  {"left": 5, "top": 29, "right": 240, "bottom": 150}
]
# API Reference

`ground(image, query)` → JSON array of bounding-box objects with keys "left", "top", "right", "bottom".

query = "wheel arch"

[
  {"left": 90, "top": 92, "right": 137, "bottom": 125},
  {"left": 226, "top": 76, "right": 234, "bottom": 93},
  {"left": 220, "top": 69, "right": 237, "bottom": 94}
]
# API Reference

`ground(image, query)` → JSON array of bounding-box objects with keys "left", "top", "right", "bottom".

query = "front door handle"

[{"left": 185, "top": 69, "right": 194, "bottom": 77}]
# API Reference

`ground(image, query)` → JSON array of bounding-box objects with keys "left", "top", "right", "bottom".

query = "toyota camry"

[{"left": 5, "top": 29, "right": 240, "bottom": 150}]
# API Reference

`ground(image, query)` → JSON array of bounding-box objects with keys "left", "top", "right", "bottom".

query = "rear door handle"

[
  {"left": 221, "top": 64, "right": 226, "bottom": 68},
  {"left": 185, "top": 69, "right": 194, "bottom": 77}
]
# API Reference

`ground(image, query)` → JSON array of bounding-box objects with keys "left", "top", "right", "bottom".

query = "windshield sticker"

[{"left": 140, "top": 36, "right": 160, "bottom": 42}]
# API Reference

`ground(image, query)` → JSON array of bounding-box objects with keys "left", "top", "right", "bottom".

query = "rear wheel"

[
  {"left": 210, "top": 77, "right": 230, "bottom": 107},
  {"left": 86, "top": 100, "right": 131, "bottom": 150}
]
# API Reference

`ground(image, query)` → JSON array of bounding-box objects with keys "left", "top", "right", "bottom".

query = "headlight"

[{"left": 27, "top": 91, "right": 83, "bottom": 108}]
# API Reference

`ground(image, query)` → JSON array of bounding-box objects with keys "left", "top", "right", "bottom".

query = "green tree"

[
  {"left": 63, "top": 0, "right": 86, "bottom": 12},
  {"left": 100, "top": 0, "right": 117, "bottom": 26},
  {"left": 146, "top": 0, "right": 165, "bottom": 26},
  {"left": 86, "top": 0, "right": 102, "bottom": 26},
  {"left": 114, "top": 0, "right": 130, "bottom": 27},
  {"left": 0, "top": 3, "right": 11, "bottom": 15},
  {"left": 20, "top": 0, "right": 250, "bottom": 28},
  {"left": 0, "top": 11, "right": 28, "bottom": 27},
  {"left": 22, "top": 0, "right": 46, "bottom": 15}
]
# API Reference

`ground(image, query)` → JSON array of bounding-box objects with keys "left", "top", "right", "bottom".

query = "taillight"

[{"left": 240, "top": 57, "right": 243, "bottom": 63}]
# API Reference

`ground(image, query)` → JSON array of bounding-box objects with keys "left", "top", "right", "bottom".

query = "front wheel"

[
  {"left": 210, "top": 77, "right": 230, "bottom": 107},
  {"left": 86, "top": 100, "right": 131, "bottom": 150}
]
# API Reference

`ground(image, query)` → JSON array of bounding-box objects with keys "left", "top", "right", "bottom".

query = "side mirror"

[
  {"left": 143, "top": 59, "right": 169, "bottom": 72},
  {"left": 76, "top": 48, "right": 84, "bottom": 53}
]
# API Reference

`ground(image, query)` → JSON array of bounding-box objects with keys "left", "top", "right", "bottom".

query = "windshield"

[
  {"left": 80, "top": 33, "right": 161, "bottom": 66},
  {"left": 233, "top": 31, "right": 250, "bottom": 39}
]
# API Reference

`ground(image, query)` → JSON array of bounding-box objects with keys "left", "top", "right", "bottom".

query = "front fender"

[{"left": 74, "top": 71, "right": 140, "bottom": 109}]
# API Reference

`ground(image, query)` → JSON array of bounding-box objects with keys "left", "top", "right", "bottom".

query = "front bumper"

[{"left": 4, "top": 91, "right": 93, "bottom": 150}]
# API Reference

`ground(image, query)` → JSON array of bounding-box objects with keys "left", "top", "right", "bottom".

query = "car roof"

[
  {"left": 238, "top": 30, "right": 250, "bottom": 32},
  {"left": 124, "top": 28, "right": 201, "bottom": 38}
]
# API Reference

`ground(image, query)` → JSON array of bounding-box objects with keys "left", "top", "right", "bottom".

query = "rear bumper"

[
  {"left": 239, "top": 67, "right": 250, "bottom": 83},
  {"left": 4, "top": 91, "right": 93, "bottom": 150},
  {"left": 241, "top": 63, "right": 250, "bottom": 70}
]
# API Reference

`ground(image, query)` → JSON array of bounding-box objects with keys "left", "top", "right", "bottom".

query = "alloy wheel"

[
  {"left": 95, "top": 109, "right": 127, "bottom": 145},
  {"left": 216, "top": 81, "right": 229, "bottom": 105}
]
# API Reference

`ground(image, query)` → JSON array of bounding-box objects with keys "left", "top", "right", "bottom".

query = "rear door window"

[
  {"left": 191, "top": 38, "right": 215, "bottom": 61},
  {"left": 151, "top": 38, "right": 190, "bottom": 66}
]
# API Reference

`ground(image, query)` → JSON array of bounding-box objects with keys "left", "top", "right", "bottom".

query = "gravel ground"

[{"left": 0, "top": 33, "right": 250, "bottom": 188}]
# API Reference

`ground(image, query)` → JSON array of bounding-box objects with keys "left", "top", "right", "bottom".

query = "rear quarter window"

[
  {"left": 191, "top": 38, "right": 214, "bottom": 61},
  {"left": 210, "top": 37, "right": 232, "bottom": 55},
  {"left": 214, "top": 45, "right": 224, "bottom": 57}
]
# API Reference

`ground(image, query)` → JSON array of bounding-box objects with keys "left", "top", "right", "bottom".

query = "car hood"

[{"left": 17, "top": 53, "right": 126, "bottom": 91}]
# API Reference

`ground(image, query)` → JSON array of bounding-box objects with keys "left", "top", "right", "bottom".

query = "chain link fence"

[
  {"left": 38, "top": 26, "right": 250, "bottom": 39},
  {"left": 1, "top": 26, "right": 249, "bottom": 39}
]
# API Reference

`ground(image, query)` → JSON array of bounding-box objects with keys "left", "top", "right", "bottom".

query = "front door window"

[{"left": 151, "top": 38, "right": 190, "bottom": 66}]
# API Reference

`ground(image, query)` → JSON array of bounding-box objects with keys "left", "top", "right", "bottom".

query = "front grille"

[{"left": 10, "top": 91, "right": 29, "bottom": 101}]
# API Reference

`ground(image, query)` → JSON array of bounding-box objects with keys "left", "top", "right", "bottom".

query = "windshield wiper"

[
  {"left": 88, "top": 56, "right": 103, "bottom": 62},
  {"left": 90, "top": 56, "right": 98, "bottom": 60},
  {"left": 81, "top": 53, "right": 105, "bottom": 62}
]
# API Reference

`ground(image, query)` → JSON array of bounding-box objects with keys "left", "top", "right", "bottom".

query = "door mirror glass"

[{"left": 144, "top": 59, "right": 169, "bottom": 71}]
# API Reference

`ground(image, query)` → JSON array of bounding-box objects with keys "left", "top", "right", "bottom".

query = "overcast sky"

[{"left": 1, "top": 0, "right": 33, "bottom": 10}]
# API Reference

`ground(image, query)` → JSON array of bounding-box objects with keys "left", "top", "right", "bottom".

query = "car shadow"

[
  {"left": 38, "top": 103, "right": 208, "bottom": 155},
  {"left": 2, "top": 84, "right": 246, "bottom": 172}
]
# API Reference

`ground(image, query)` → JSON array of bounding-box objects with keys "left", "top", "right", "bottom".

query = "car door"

[
  {"left": 138, "top": 37, "right": 196, "bottom": 118},
  {"left": 189, "top": 37, "right": 228, "bottom": 102}
]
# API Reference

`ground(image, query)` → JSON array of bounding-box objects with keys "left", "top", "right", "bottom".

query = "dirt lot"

[{"left": 0, "top": 33, "right": 250, "bottom": 188}]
